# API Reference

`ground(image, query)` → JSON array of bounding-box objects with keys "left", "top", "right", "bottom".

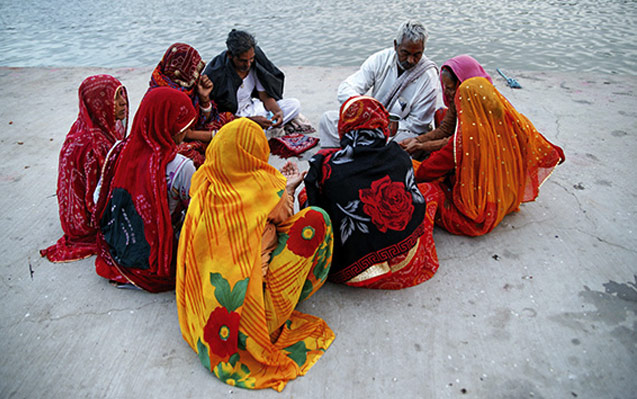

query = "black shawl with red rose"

[{"left": 304, "top": 129, "right": 427, "bottom": 283}]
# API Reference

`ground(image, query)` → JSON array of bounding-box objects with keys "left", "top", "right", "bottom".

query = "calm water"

[{"left": 1, "top": 0, "right": 635, "bottom": 74}]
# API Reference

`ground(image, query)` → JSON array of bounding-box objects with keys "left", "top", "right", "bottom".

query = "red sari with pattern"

[
  {"left": 149, "top": 43, "right": 234, "bottom": 167},
  {"left": 304, "top": 96, "right": 439, "bottom": 289},
  {"left": 93, "top": 88, "right": 196, "bottom": 292},
  {"left": 40, "top": 75, "right": 128, "bottom": 262}
]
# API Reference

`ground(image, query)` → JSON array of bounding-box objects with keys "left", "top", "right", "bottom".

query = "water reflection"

[{"left": 0, "top": 0, "right": 635, "bottom": 74}]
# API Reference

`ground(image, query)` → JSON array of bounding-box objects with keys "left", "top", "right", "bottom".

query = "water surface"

[{"left": 1, "top": 0, "right": 635, "bottom": 74}]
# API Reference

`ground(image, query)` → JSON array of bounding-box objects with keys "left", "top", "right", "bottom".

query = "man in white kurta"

[{"left": 319, "top": 21, "right": 439, "bottom": 147}]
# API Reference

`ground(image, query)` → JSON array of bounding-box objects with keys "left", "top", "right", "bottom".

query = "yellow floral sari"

[{"left": 176, "top": 118, "right": 334, "bottom": 391}]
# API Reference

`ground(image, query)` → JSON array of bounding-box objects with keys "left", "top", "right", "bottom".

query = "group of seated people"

[{"left": 40, "top": 20, "right": 564, "bottom": 391}]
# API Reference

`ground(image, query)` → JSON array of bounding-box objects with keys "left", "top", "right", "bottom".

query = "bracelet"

[{"left": 199, "top": 102, "right": 212, "bottom": 112}]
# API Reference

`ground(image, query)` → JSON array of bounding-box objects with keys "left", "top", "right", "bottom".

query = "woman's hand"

[
  {"left": 401, "top": 135, "right": 449, "bottom": 155},
  {"left": 280, "top": 161, "right": 306, "bottom": 192},
  {"left": 197, "top": 75, "right": 213, "bottom": 103},
  {"left": 262, "top": 261, "right": 269, "bottom": 279},
  {"left": 402, "top": 138, "right": 424, "bottom": 155},
  {"left": 399, "top": 137, "right": 417, "bottom": 150}
]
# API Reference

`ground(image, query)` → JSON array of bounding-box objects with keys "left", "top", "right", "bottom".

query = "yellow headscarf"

[{"left": 176, "top": 118, "right": 333, "bottom": 391}]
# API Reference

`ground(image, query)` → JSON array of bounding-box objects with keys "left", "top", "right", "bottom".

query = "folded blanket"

[{"left": 269, "top": 133, "right": 319, "bottom": 158}]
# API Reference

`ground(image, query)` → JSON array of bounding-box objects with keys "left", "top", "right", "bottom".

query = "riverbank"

[{"left": 0, "top": 66, "right": 635, "bottom": 399}]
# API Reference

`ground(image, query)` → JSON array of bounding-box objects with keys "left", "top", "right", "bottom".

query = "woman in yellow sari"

[
  {"left": 176, "top": 118, "right": 334, "bottom": 391},
  {"left": 416, "top": 76, "right": 565, "bottom": 236}
]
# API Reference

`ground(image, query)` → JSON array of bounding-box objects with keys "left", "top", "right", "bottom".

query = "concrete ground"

[{"left": 0, "top": 66, "right": 635, "bottom": 399}]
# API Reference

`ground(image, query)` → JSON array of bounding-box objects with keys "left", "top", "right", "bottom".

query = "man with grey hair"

[{"left": 318, "top": 20, "right": 439, "bottom": 147}]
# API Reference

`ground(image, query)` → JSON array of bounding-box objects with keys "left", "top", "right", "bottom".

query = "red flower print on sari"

[
  {"left": 318, "top": 149, "right": 336, "bottom": 186},
  {"left": 359, "top": 175, "right": 414, "bottom": 233},
  {"left": 287, "top": 210, "right": 326, "bottom": 258},
  {"left": 203, "top": 306, "right": 241, "bottom": 360}
]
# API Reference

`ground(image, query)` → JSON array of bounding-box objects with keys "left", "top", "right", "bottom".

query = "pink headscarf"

[{"left": 441, "top": 55, "right": 492, "bottom": 106}]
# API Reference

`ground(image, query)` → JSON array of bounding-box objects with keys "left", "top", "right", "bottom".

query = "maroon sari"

[
  {"left": 149, "top": 43, "right": 234, "bottom": 167},
  {"left": 41, "top": 75, "right": 127, "bottom": 262}
]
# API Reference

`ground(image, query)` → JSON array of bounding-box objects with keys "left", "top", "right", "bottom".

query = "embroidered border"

[{"left": 329, "top": 222, "right": 426, "bottom": 283}]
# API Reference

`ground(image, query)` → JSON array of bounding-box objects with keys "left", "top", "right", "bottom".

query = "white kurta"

[
  {"left": 235, "top": 69, "right": 301, "bottom": 126},
  {"left": 319, "top": 47, "right": 440, "bottom": 147}
]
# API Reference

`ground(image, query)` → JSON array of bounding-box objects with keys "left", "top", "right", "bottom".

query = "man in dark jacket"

[{"left": 203, "top": 30, "right": 300, "bottom": 130}]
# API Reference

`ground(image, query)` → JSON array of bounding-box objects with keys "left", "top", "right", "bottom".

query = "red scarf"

[
  {"left": 148, "top": 42, "right": 235, "bottom": 169},
  {"left": 94, "top": 88, "right": 196, "bottom": 292},
  {"left": 306, "top": 96, "right": 427, "bottom": 282},
  {"left": 41, "top": 75, "right": 127, "bottom": 262},
  {"left": 338, "top": 95, "right": 391, "bottom": 138},
  {"left": 150, "top": 43, "right": 203, "bottom": 97}
]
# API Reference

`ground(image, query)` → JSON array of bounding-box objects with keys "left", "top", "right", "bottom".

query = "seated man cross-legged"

[
  {"left": 318, "top": 20, "right": 440, "bottom": 147},
  {"left": 203, "top": 29, "right": 300, "bottom": 132}
]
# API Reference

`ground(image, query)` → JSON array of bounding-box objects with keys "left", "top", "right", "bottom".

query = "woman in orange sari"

[
  {"left": 401, "top": 55, "right": 492, "bottom": 156},
  {"left": 176, "top": 118, "right": 334, "bottom": 391},
  {"left": 415, "top": 76, "right": 565, "bottom": 236}
]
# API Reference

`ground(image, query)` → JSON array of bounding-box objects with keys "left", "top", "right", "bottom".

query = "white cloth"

[
  {"left": 166, "top": 153, "right": 195, "bottom": 215},
  {"left": 93, "top": 152, "right": 195, "bottom": 218},
  {"left": 320, "top": 47, "right": 440, "bottom": 147},
  {"left": 235, "top": 69, "right": 301, "bottom": 125},
  {"left": 236, "top": 69, "right": 265, "bottom": 115}
]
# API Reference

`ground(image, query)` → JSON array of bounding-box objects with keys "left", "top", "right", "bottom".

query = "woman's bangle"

[{"left": 199, "top": 102, "right": 212, "bottom": 112}]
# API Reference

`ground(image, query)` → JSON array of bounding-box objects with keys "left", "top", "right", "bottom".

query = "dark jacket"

[{"left": 203, "top": 46, "right": 285, "bottom": 114}]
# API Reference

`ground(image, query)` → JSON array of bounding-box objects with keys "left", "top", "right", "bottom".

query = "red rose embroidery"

[
  {"left": 320, "top": 151, "right": 336, "bottom": 185},
  {"left": 203, "top": 306, "right": 240, "bottom": 360},
  {"left": 321, "top": 162, "right": 332, "bottom": 185},
  {"left": 297, "top": 187, "right": 308, "bottom": 207},
  {"left": 359, "top": 175, "right": 414, "bottom": 232},
  {"left": 287, "top": 210, "right": 326, "bottom": 258}
]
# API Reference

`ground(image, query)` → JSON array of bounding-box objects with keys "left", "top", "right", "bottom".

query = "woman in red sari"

[
  {"left": 41, "top": 75, "right": 128, "bottom": 262},
  {"left": 415, "top": 76, "right": 565, "bottom": 236},
  {"left": 303, "top": 96, "right": 439, "bottom": 289},
  {"left": 93, "top": 88, "right": 196, "bottom": 292},
  {"left": 149, "top": 43, "right": 234, "bottom": 167}
]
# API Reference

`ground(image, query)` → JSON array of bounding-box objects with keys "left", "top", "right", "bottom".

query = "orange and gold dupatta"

[
  {"left": 176, "top": 118, "right": 334, "bottom": 391},
  {"left": 444, "top": 77, "right": 564, "bottom": 235}
]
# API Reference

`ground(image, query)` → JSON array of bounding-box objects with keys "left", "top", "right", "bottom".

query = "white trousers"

[{"left": 236, "top": 98, "right": 301, "bottom": 126}]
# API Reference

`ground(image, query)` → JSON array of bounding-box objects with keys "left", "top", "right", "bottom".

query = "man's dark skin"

[{"left": 394, "top": 39, "right": 424, "bottom": 76}]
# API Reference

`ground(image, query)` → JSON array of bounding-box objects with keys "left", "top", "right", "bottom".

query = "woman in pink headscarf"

[{"left": 400, "top": 55, "right": 492, "bottom": 156}]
